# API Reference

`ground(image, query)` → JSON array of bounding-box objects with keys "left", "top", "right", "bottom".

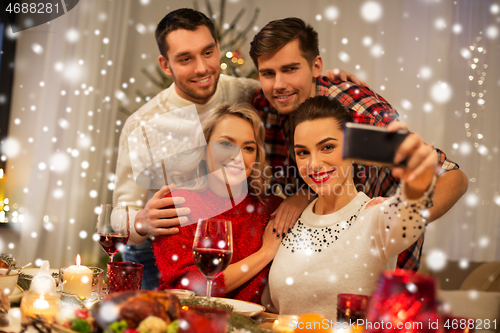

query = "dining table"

[{"left": 3, "top": 293, "right": 280, "bottom": 333}]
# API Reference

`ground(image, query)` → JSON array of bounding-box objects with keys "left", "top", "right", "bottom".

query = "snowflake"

[
  {"left": 425, "top": 249, "right": 447, "bottom": 271},
  {"left": 370, "top": 44, "right": 383, "bottom": 58},
  {"left": 452, "top": 23, "right": 462, "bottom": 34},
  {"left": 362, "top": 36, "right": 373, "bottom": 47},
  {"left": 325, "top": 6, "right": 339, "bottom": 21},
  {"left": 430, "top": 82, "right": 452, "bottom": 104},
  {"left": 486, "top": 26, "right": 499, "bottom": 39},
  {"left": 361, "top": 1, "right": 383, "bottom": 22},
  {"left": 338, "top": 51, "right": 350, "bottom": 63}
]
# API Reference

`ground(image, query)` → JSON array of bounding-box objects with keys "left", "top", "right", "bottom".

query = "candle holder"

[
  {"left": 337, "top": 293, "right": 370, "bottom": 324},
  {"left": 364, "top": 269, "right": 439, "bottom": 333},
  {"left": 83, "top": 267, "right": 104, "bottom": 308},
  {"left": 89, "top": 267, "right": 104, "bottom": 297},
  {"left": 20, "top": 291, "right": 61, "bottom": 325},
  {"left": 106, "top": 262, "right": 143, "bottom": 294},
  {"left": 180, "top": 305, "right": 229, "bottom": 333}
]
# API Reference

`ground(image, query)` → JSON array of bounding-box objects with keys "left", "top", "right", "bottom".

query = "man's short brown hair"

[
  {"left": 155, "top": 8, "right": 217, "bottom": 58},
  {"left": 249, "top": 17, "right": 319, "bottom": 69}
]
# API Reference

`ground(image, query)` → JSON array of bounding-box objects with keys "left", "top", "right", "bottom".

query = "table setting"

[
  {"left": 0, "top": 255, "right": 488, "bottom": 333},
  {"left": 0, "top": 208, "right": 490, "bottom": 333}
]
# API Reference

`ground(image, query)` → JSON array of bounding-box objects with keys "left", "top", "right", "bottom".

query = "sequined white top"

[{"left": 269, "top": 183, "right": 434, "bottom": 320}]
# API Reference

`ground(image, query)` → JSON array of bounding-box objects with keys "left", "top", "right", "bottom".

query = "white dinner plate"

[
  {"left": 165, "top": 289, "right": 195, "bottom": 299},
  {"left": 8, "top": 286, "right": 23, "bottom": 303},
  {"left": 211, "top": 297, "right": 266, "bottom": 317}
]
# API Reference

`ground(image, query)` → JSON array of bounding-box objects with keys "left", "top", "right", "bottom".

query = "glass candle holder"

[
  {"left": 20, "top": 291, "right": 61, "bottom": 325},
  {"left": 337, "top": 293, "right": 370, "bottom": 323},
  {"left": 80, "top": 267, "right": 104, "bottom": 308},
  {"left": 364, "top": 269, "right": 438, "bottom": 333},
  {"left": 107, "top": 262, "right": 143, "bottom": 293},
  {"left": 180, "top": 305, "right": 229, "bottom": 333},
  {"left": 89, "top": 267, "right": 104, "bottom": 297}
]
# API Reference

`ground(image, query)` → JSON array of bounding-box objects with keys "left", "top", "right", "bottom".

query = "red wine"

[
  {"left": 193, "top": 248, "right": 232, "bottom": 279},
  {"left": 99, "top": 233, "right": 129, "bottom": 256}
]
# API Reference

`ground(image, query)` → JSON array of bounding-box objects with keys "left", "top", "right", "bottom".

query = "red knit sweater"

[{"left": 153, "top": 188, "right": 281, "bottom": 304}]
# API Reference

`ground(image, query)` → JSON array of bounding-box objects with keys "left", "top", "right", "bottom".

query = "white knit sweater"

[
  {"left": 268, "top": 183, "right": 434, "bottom": 320},
  {"left": 113, "top": 75, "right": 261, "bottom": 244}
]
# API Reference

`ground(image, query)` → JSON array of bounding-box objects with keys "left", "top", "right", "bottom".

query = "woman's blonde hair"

[{"left": 174, "top": 103, "right": 270, "bottom": 201}]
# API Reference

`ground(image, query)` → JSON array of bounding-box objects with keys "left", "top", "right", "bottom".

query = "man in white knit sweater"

[{"left": 112, "top": 9, "right": 262, "bottom": 289}]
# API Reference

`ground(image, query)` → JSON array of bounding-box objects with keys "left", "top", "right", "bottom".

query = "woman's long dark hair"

[{"left": 290, "top": 96, "right": 353, "bottom": 139}]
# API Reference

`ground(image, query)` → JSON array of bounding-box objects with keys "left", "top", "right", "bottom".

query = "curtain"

[{"left": 4, "top": 0, "right": 131, "bottom": 268}]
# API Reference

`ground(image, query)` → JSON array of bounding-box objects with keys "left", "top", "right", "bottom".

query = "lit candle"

[
  {"left": 20, "top": 292, "right": 61, "bottom": 324},
  {"left": 61, "top": 255, "right": 93, "bottom": 298}
]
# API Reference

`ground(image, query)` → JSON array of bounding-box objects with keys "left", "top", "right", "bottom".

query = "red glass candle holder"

[
  {"left": 107, "top": 262, "right": 143, "bottom": 293},
  {"left": 337, "top": 293, "right": 370, "bottom": 322},
  {"left": 180, "top": 305, "right": 229, "bottom": 333},
  {"left": 364, "top": 269, "right": 439, "bottom": 333}
]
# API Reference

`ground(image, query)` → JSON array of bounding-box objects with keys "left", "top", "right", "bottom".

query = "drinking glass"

[
  {"left": 192, "top": 218, "right": 233, "bottom": 301},
  {"left": 95, "top": 204, "right": 130, "bottom": 262}
]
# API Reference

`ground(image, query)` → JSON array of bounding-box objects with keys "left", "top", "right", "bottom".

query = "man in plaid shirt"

[{"left": 249, "top": 18, "right": 468, "bottom": 270}]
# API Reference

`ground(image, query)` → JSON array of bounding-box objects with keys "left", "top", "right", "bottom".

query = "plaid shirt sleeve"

[
  {"left": 436, "top": 147, "right": 460, "bottom": 174},
  {"left": 317, "top": 77, "right": 399, "bottom": 126}
]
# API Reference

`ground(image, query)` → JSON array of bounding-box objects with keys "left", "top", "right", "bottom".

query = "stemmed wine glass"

[
  {"left": 192, "top": 219, "right": 233, "bottom": 301},
  {"left": 96, "top": 204, "right": 130, "bottom": 262}
]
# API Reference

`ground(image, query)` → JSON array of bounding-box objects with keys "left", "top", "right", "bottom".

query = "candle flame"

[
  {"left": 76, "top": 254, "right": 81, "bottom": 267},
  {"left": 34, "top": 295, "right": 50, "bottom": 310}
]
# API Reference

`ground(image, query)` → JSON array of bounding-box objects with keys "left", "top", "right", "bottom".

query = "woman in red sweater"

[{"left": 153, "top": 103, "right": 282, "bottom": 304}]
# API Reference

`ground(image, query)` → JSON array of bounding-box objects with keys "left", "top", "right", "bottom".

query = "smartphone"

[{"left": 342, "top": 123, "right": 409, "bottom": 167}]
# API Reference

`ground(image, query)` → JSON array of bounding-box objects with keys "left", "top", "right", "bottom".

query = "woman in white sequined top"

[{"left": 268, "top": 96, "right": 438, "bottom": 320}]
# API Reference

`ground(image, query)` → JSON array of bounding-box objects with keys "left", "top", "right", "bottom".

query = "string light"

[{"left": 464, "top": 36, "right": 487, "bottom": 139}]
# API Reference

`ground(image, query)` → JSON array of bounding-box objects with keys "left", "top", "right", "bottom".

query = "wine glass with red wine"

[
  {"left": 193, "top": 219, "right": 233, "bottom": 301},
  {"left": 96, "top": 204, "right": 130, "bottom": 262}
]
